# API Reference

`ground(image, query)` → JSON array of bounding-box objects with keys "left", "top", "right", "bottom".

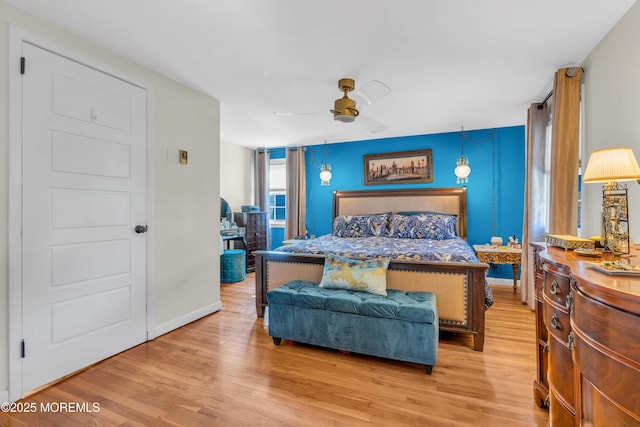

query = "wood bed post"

[
  {"left": 255, "top": 252, "right": 267, "bottom": 318},
  {"left": 470, "top": 268, "right": 486, "bottom": 351}
]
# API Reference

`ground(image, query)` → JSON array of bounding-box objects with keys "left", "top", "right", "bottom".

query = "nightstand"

[{"left": 473, "top": 244, "right": 522, "bottom": 292}]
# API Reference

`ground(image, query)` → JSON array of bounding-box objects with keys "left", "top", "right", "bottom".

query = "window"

[{"left": 269, "top": 158, "right": 286, "bottom": 227}]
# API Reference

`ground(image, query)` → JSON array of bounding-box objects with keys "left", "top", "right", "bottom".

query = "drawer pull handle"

[
  {"left": 544, "top": 395, "right": 550, "bottom": 407},
  {"left": 550, "top": 313, "right": 559, "bottom": 329},
  {"left": 565, "top": 293, "right": 573, "bottom": 312},
  {"left": 543, "top": 342, "right": 549, "bottom": 353},
  {"left": 567, "top": 332, "right": 574, "bottom": 350},
  {"left": 550, "top": 280, "right": 559, "bottom": 295}
]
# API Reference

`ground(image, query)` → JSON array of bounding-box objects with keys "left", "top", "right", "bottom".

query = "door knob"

[{"left": 135, "top": 225, "right": 148, "bottom": 234}]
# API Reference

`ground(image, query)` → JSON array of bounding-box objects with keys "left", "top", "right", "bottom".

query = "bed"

[{"left": 254, "top": 187, "right": 491, "bottom": 351}]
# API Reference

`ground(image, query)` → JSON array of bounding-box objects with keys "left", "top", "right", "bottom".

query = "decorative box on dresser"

[
  {"left": 531, "top": 242, "right": 549, "bottom": 409},
  {"left": 536, "top": 246, "right": 640, "bottom": 426},
  {"left": 244, "top": 212, "right": 268, "bottom": 272}
]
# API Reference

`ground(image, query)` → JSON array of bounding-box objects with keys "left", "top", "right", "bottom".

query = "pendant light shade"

[
  {"left": 320, "top": 164, "right": 332, "bottom": 186},
  {"left": 454, "top": 155, "right": 470, "bottom": 184}
]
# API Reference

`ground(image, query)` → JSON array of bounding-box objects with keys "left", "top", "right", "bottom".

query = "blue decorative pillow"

[
  {"left": 387, "top": 214, "right": 457, "bottom": 240},
  {"left": 319, "top": 253, "right": 390, "bottom": 296},
  {"left": 396, "top": 211, "right": 458, "bottom": 237},
  {"left": 387, "top": 215, "right": 414, "bottom": 238},
  {"left": 332, "top": 214, "right": 389, "bottom": 237}
]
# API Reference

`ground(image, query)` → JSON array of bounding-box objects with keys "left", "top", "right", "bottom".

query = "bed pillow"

[
  {"left": 387, "top": 213, "right": 457, "bottom": 240},
  {"left": 332, "top": 214, "right": 389, "bottom": 237},
  {"left": 319, "top": 253, "right": 390, "bottom": 296},
  {"left": 396, "top": 211, "right": 458, "bottom": 237}
]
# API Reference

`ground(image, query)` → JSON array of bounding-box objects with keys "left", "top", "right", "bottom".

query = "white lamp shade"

[{"left": 583, "top": 147, "right": 640, "bottom": 183}]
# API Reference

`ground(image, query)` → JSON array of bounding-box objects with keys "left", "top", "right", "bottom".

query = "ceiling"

[{"left": 7, "top": 0, "right": 636, "bottom": 148}]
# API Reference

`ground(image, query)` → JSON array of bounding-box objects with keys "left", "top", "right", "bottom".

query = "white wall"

[
  {"left": 582, "top": 1, "right": 640, "bottom": 244},
  {"left": 152, "top": 82, "right": 220, "bottom": 330},
  {"left": 220, "top": 140, "right": 254, "bottom": 212},
  {"left": 0, "top": 0, "right": 220, "bottom": 397}
]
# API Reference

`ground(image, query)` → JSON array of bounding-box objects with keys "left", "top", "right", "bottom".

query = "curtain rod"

[
  {"left": 257, "top": 147, "right": 305, "bottom": 153},
  {"left": 536, "top": 90, "right": 553, "bottom": 110}
]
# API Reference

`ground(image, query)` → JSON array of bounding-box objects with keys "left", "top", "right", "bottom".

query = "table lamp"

[{"left": 583, "top": 147, "right": 640, "bottom": 253}]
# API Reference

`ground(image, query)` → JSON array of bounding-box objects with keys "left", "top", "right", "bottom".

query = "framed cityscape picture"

[{"left": 363, "top": 149, "right": 433, "bottom": 185}]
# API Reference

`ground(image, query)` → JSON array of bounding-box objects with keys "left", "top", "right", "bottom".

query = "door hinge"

[
  {"left": 20, "top": 57, "right": 25, "bottom": 75},
  {"left": 21, "top": 339, "right": 25, "bottom": 358}
]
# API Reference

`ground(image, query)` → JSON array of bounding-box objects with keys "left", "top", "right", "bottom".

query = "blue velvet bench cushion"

[{"left": 267, "top": 280, "right": 438, "bottom": 374}]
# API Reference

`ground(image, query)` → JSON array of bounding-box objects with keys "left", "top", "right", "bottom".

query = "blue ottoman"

[
  {"left": 267, "top": 280, "right": 438, "bottom": 374},
  {"left": 221, "top": 249, "right": 246, "bottom": 283}
]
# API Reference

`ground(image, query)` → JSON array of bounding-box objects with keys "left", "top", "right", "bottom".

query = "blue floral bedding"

[
  {"left": 276, "top": 234, "right": 476, "bottom": 262},
  {"left": 275, "top": 234, "right": 494, "bottom": 307}
]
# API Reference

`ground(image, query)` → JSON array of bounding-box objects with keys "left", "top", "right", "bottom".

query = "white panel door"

[{"left": 21, "top": 42, "right": 147, "bottom": 392}]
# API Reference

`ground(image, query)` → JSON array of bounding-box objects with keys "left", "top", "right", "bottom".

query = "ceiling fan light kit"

[{"left": 332, "top": 78, "right": 359, "bottom": 123}]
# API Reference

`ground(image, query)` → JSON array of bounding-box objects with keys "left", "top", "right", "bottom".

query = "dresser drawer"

[
  {"left": 536, "top": 300, "right": 548, "bottom": 343},
  {"left": 548, "top": 334, "right": 575, "bottom": 411},
  {"left": 549, "top": 388, "right": 575, "bottom": 427},
  {"left": 535, "top": 271, "right": 545, "bottom": 301},
  {"left": 572, "top": 287, "right": 640, "bottom": 363},
  {"left": 543, "top": 267, "right": 571, "bottom": 307},
  {"left": 536, "top": 336, "right": 549, "bottom": 389},
  {"left": 534, "top": 251, "right": 544, "bottom": 275},
  {"left": 543, "top": 295, "right": 571, "bottom": 343},
  {"left": 579, "top": 375, "right": 640, "bottom": 426},
  {"left": 573, "top": 331, "right": 640, "bottom": 424}
]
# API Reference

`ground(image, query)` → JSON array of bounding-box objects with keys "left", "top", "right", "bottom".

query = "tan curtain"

[
  {"left": 254, "top": 148, "right": 270, "bottom": 249},
  {"left": 548, "top": 67, "right": 582, "bottom": 235},
  {"left": 254, "top": 149, "right": 270, "bottom": 212},
  {"left": 285, "top": 147, "right": 307, "bottom": 239},
  {"left": 521, "top": 102, "right": 551, "bottom": 308}
]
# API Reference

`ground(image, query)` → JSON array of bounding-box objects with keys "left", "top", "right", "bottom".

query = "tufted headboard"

[{"left": 332, "top": 187, "right": 468, "bottom": 239}]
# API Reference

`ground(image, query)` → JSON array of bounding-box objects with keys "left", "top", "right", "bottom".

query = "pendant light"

[
  {"left": 319, "top": 140, "right": 332, "bottom": 186},
  {"left": 454, "top": 126, "right": 471, "bottom": 183}
]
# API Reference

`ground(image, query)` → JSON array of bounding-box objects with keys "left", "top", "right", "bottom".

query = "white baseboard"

[
  {"left": 1, "top": 389, "right": 8, "bottom": 404},
  {"left": 149, "top": 301, "right": 222, "bottom": 339},
  {"left": 487, "top": 277, "right": 520, "bottom": 287}
]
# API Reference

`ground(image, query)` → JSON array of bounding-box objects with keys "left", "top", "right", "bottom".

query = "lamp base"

[{"left": 600, "top": 185, "right": 630, "bottom": 254}]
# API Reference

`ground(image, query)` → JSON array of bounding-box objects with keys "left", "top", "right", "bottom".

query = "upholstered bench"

[{"left": 267, "top": 280, "right": 438, "bottom": 374}]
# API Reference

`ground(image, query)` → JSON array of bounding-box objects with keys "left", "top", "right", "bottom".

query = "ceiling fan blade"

[
  {"left": 273, "top": 110, "right": 329, "bottom": 117},
  {"left": 357, "top": 116, "right": 388, "bottom": 134},
  {"left": 352, "top": 80, "right": 391, "bottom": 107}
]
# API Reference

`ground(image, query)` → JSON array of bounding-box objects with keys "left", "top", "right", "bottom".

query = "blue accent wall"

[
  {"left": 270, "top": 227, "right": 285, "bottom": 250},
  {"left": 304, "top": 125, "right": 525, "bottom": 279}
]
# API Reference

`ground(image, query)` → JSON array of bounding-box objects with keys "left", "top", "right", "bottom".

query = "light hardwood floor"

[{"left": 2, "top": 274, "right": 549, "bottom": 426}]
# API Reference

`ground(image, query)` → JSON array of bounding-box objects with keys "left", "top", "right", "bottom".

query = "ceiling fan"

[{"left": 275, "top": 78, "right": 391, "bottom": 133}]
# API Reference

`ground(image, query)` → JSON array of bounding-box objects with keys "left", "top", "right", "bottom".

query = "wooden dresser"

[
  {"left": 245, "top": 212, "right": 268, "bottom": 272},
  {"left": 531, "top": 242, "right": 550, "bottom": 409},
  {"left": 535, "top": 246, "right": 640, "bottom": 426}
]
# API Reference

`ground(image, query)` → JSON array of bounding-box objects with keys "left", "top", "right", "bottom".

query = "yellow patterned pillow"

[{"left": 319, "top": 253, "right": 390, "bottom": 296}]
